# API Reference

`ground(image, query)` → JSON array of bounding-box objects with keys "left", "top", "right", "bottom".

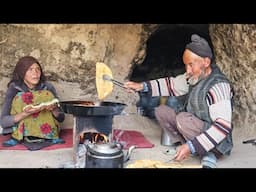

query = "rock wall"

[
  {"left": 0, "top": 24, "right": 146, "bottom": 116},
  {"left": 209, "top": 24, "right": 256, "bottom": 136},
  {"left": 1, "top": 24, "right": 255, "bottom": 136}
]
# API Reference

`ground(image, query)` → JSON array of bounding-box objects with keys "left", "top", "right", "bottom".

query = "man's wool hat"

[{"left": 185, "top": 34, "right": 213, "bottom": 59}]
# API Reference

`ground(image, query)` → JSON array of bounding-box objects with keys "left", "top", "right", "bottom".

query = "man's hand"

[
  {"left": 174, "top": 143, "right": 191, "bottom": 161},
  {"left": 124, "top": 81, "right": 143, "bottom": 92}
]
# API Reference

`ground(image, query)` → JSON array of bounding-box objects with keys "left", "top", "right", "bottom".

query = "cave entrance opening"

[{"left": 130, "top": 24, "right": 212, "bottom": 82}]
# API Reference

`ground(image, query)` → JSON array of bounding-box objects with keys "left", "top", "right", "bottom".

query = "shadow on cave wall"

[{"left": 130, "top": 24, "right": 213, "bottom": 82}]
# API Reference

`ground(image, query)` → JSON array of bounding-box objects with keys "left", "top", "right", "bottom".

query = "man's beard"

[{"left": 186, "top": 69, "right": 206, "bottom": 86}]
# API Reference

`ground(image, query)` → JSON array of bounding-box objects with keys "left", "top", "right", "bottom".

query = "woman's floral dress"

[{"left": 10, "top": 90, "right": 60, "bottom": 141}]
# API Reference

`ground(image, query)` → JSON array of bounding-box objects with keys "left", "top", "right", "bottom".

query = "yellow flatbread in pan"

[{"left": 96, "top": 62, "right": 113, "bottom": 100}]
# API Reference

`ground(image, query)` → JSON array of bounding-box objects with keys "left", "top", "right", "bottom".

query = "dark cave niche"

[{"left": 130, "top": 24, "right": 213, "bottom": 82}]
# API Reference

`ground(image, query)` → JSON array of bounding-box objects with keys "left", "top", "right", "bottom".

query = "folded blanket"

[{"left": 112, "top": 129, "right": 154, "bottom": 149}]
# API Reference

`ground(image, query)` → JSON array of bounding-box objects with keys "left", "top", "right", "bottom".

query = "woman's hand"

[
  {"left": 124, "top": 81, "right": 144, "bottom": 92},
  {"left": 44, "top": 103, "right": 57, "bottom": 111},
  {"left": 22, "top": 103, "right": 59, "bottom": 119},
  {"left": 46, "top": 104, "right": 61, "bottom": 118},
  {"left": 23, "top": 105, "right": 43, "bottom": 114},
  {"left": 14, "top": 106, "right": 42, "bottom": 123}
]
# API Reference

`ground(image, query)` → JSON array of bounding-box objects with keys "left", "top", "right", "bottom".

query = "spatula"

[{"left": 102, "top": 74, "right": 126, "bottom": 89}]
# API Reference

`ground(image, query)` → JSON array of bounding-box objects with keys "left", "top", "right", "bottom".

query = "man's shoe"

[
  {"left": 3, "top": 138, "right": 18, "bottom": 147},
  {"left": 201, "top": 152, "right": 217, "bottom": 168}
]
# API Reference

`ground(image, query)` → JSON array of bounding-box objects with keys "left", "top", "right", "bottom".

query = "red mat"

[
  {"left": 112, "top": 129, "right": 154, "bottom": 149},
  {"left": 0, "top": 129, "right": 73, "bottom": 150}
]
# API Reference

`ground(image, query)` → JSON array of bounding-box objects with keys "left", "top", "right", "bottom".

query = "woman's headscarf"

[{"left": 8, "top": 56, "right": 46, "bottom": 87}]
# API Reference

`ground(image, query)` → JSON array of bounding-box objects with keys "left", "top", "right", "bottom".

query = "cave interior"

[{"left": 130, "top": 24, "right": 213, "bottom": 82}]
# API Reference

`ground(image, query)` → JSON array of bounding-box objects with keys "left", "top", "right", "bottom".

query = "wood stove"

[{"left": 60, "top": 100, "right": 126, "bottom": 165}]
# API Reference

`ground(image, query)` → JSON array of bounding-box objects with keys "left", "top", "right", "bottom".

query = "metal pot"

[
  {"left": 85, "top": 142, "right": 135, "bottom": 168},
  {"left": 161, "top": 129, "right": 173, "bottom": 146}
]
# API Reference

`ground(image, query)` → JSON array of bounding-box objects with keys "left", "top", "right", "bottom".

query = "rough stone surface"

[
  {"left": 0, "top": 24, "right": 255, "bottom": 136},
  {"left": 0, "top": 24, "right": 146, "bottom": 114},
  {"left": 209, "top": 24, "right": 256, "bottom": 136}
]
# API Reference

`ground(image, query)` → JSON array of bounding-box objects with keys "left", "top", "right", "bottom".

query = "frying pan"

[{"left": 60, "top": 100, "right": 127, "bottom": 117}]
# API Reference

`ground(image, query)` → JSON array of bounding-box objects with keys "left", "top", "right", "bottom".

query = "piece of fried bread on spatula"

[{"left": 96, "top": 62, "right": 114, "bottom": 100}]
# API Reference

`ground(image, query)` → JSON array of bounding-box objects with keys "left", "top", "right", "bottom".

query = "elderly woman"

[{"left": 0, "top": 56, "right": 65, "bottom": 147}]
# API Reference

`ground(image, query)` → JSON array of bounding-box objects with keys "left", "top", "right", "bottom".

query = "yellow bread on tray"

[
  {"left": 126, "top": 159, "right": 202, "bottom": 168},
  {"left": 23, "top": 98, "right": 59, "bottom": 111}
]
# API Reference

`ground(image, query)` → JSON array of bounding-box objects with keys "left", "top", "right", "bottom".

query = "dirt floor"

[{"left": 0, "top": 114, "right": 256, "bottom": 168}]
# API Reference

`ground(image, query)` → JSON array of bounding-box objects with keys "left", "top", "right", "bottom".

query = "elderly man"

[{"left": 124, "top": 34, "right": 234, "bottom": 168}]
